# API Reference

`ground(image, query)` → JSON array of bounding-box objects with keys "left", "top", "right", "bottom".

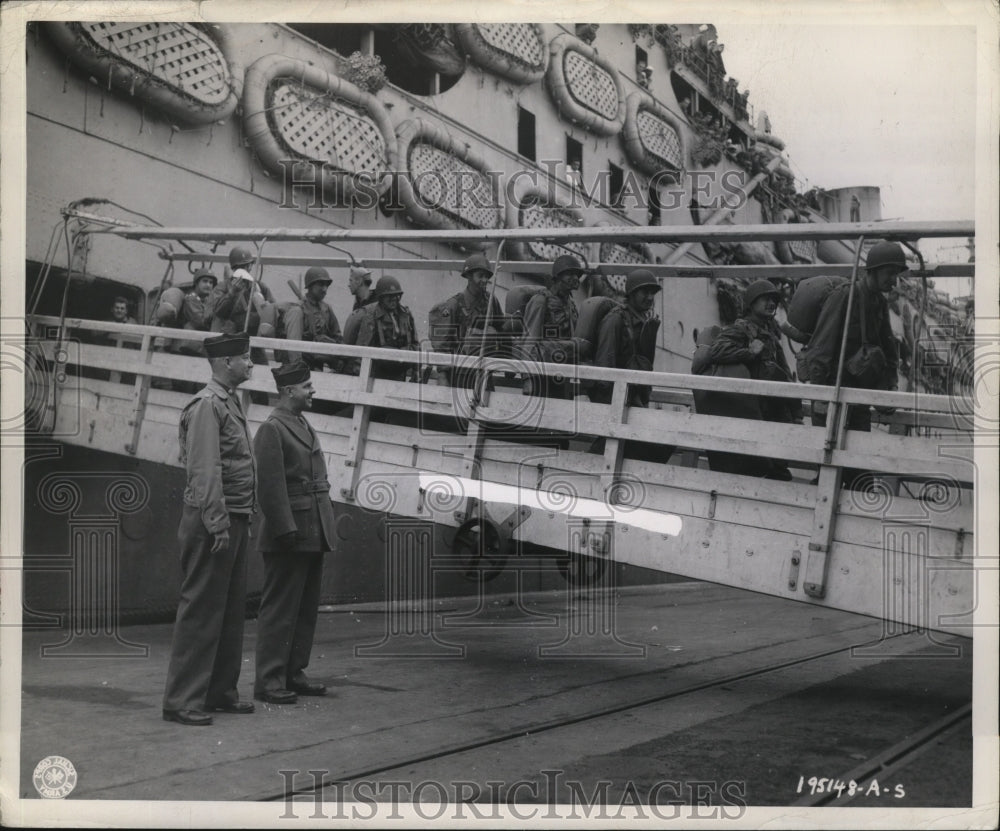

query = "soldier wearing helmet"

[
  {"left": 806, "top": 240, "right": 904, "bottom": 445},
  {"left": 209, "top": 246, "right": 275, "bottom": 357},
  {"left": 521, "top": 254, "right": 587, "bottom": 397},
  {"left": 180, "top": 270, "right": 218, "bottom": 332},
  {"left": 591, "top": 269, "right": 662, "bottom": 407},
  {"left": 283, "top": 266, "right": 343, "bottom": 372},
  {"left": 428, "top": 253, "right": 505, "bottom": 384},
  {"left": 355, "top": 275, "right": 419, "bottom": 381},
  {"left": 704, "top": 278, "right": 801, "bottom": 479}
]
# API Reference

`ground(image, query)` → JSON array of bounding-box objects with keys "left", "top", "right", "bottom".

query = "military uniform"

[
  {"left": 355, "top": 302, "right": 419, "bottom": 381},
  {"left": 590, "top": 302, "right": 672, "bottom": 463},
  {"left": 806, "top": 281, "right": 898, "bottom": 431},
  {"left": 591, "top": 303, "right": 656, "bottom": 407},
  {"left": 253, "top": 402, "right": 336, "bottom": 698},
  {"left": 166, "top": 292, "right": 215, "bottom": 359},
  {"left": 429, "top": 288, "right": 504, "bottom": 386},
  {"left": 209, "top": 278, "right": 274, "bottom": 335},
  {"left": 181, "top": 292, "right": 213, "bottom": 331},
  {"left": 163, "top": 375, "right": 257, "bottom": 715},
  {"left": 521, "top": 289, "right": 579, "bottom": 398},
  {"left": 283, "top": 296, "right": 343, "bottom": 371},
  {"left": 708, "top": 315, "right": 799, "bottom": 422},
  {"left": 430, "top": 288, "right": 503, "bottom": 355},
  {"left": 522, "top": 288, "right": 578, "bottom": 343},
  {"left": 209, "top": 277, "right": 275, "bottom": 365},
  {"left": 705, "top": 314, "right": 800, "bottom": 478}
]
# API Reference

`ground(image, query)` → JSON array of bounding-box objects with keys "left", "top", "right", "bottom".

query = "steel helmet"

[
  {"left": 461, "top": 252, "right": 494, "bottom": 277},
  {"left": 374, "top": 275, "right": 403, "bottom": 298},
  {"left": 865, "top": 241, "right": 907, "bottom": 272},
  {"left": 625, "top": 269, "right": 661, "bottom": 295},
  {"left": 744, "top": 279, "right": 782, "bottom": 308},
  {"left": 304, "top": 266, "right": 332, "bottom": 288},
  {"left": 552, "top": 254, "right": 585, "bottom": 279},
  {"left": 229, "top": 245, "right": 255, "bottom": 269},
  {"left": 192, "top": 268, "right": 217, "bottom": 288}
]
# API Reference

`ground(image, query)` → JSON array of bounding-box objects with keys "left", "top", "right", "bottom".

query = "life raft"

[
  {"left": 545, "top": 33, "right": 626, "bottom": 137},
  {"left": 395, "top": 118, "right": 504, "bottom": 236},
  {"left": 454, "top": 23, "right": 548, "bottom": 84},
  {"left": 44, "top": 22, "right": 243, "bottom": 126},
  {"left": 242, "top": 54, "right": 398, "bottom": 204},
  {"left": 621, "top": 90, "right": 687, "bottom": 178}
]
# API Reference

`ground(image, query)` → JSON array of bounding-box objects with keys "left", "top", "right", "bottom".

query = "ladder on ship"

[{"left": 25, "top": 219, "right": 981, "bottom": 639}]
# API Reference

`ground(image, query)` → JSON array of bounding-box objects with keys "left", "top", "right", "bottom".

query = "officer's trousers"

[
  {"left": 162, "top": 508, "right": 249, "bottom": 711},
  {"left": 254, "top": 550, "right": 324, "bottom": 694}
]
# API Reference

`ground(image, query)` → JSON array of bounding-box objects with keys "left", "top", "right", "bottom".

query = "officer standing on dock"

[
  {"left": 253, "top": 360, "right": 335, "bottom": 705},
  {"left": 162, "top": 332, "right": 257, "bottom": 726},
  {"left": 283, "top": 266, "right": 343, "bottom": 371}
]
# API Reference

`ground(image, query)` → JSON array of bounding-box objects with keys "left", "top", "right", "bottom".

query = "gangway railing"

[{"left": 26, "top": 309, "right": 976, "bottom": 638}]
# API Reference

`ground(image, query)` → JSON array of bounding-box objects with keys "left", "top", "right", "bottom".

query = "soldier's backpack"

[
  {"left": 575, "top": 296, "right": 659, "bottom": 368},
  {"left": 154, "top": 287, "right": 186, "bottom": 325},
  {"left": 504, "top": 285, "right": 545, "bottom": 335},
  {"left": 573, "top": 296, "right": 618, "bottom": 360},
  {"left": 786, "top": 275, "right": 847, "bottom": 337},
  {"left": 263, "top": 301, "right": 294, "bottom": 362}
]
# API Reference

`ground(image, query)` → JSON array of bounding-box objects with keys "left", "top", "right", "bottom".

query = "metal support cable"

[{"left": 824, "top": 235, "right": 865, "bottom": 453}]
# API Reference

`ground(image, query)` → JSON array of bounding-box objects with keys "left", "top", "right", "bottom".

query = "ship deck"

[{"left": 16, "top": 581, "right": 972, "bottom": 817}]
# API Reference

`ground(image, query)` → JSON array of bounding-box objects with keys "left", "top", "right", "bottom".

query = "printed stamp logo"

[{"left": 32, "top": 755, "right": 77, "bottom": 798}]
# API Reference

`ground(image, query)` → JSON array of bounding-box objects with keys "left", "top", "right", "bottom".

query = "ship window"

[
  {"left": 373, "top": 28, "right": 462, "bottom": 96},
  {"left": 608, "top": 163, "right": 624, "bottom": 208},
  {"left": 287, "top": 23, "right": 368, "bottom": 56},
  {"left": 635, "top": 45, "right": 650, "bottom": 87},
  {"left": 566, "top": 136, "right": 583, "bottom": 173},
  {"left": 518, "top": 106, "right": 536, "bottom": 161}
]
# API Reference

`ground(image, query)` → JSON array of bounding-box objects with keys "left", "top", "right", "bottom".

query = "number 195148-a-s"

[{"left": 796, "top": 776, "right": 905, "bottom": 799}]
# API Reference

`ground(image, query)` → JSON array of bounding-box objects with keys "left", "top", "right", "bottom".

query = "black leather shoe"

[
  {"left": 209, "top": 700, "right": 255, "bottom": 714},
  {"left": 162, "top": 709, "right": 213, "bottom": 726},
  {"left": 254, "top": 689, "right": 298, "bottom": 705},
  {"left": 288, "top": 679, "right": 327, "bottom": 696}
]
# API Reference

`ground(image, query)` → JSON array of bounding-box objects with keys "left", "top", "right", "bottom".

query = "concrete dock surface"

[{"left": 13, "top": 582, "right": 973, "bottom": 815}]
